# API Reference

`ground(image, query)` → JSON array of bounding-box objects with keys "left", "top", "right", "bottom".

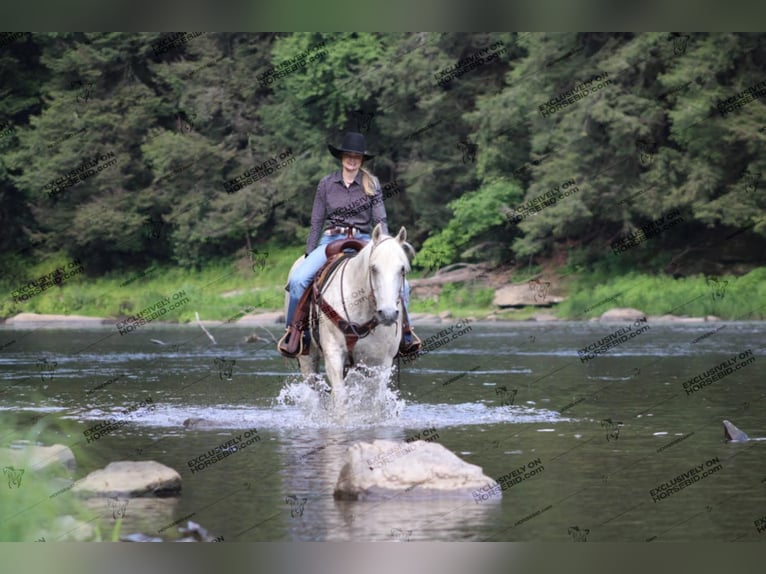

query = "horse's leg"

[
  {"left": 298, "top": 346, "right": 322, "bottom": 391},
  {"left": 323, "top": 338, "right": 347, "bottom": 399},
  {"left": 301, "top": 308, "right": 324, "bottom": 390},
  {"left": 297, "top": 355, "right": 317, "bottom": 384}
]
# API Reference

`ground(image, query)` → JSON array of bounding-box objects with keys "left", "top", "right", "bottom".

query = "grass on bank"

[
  {"left": 410, "top": 282, "right": 495, "bottom": 317},
  {"left": 0, "top": 412, "right": 102, "bottom": 542},
  {"left": 557, "top": 267, "right": 766, "bottom": 320},
  {"left": 2, "top": 246, "right": 765, "bottom": 322},
  {"left": 0, "top": 244, "right": 301, "bottom": 322},
  {"left": 1, "top": 244, "right": 497, "bottom": 322},
  {"left": 408, "top": 265, "right": 766, "bottom": 320}
]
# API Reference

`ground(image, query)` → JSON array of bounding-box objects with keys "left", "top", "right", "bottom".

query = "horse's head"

[{"left": 367, "top": 223, "right": 413, "bottom": 326}]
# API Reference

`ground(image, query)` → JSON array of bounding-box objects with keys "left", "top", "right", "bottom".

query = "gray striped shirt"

[{"left": 306, "top": 170, "right": 389, "bottom": 252}]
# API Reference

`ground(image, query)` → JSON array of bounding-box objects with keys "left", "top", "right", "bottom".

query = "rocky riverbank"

[{"left": 1, "top": 306, "right": 726, "bottom": 329}]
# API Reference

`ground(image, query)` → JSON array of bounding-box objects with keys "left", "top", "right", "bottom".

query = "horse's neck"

[
  {"left": 343, "top": 246, "right": 370, "bottom": 288},
  {"left": 336, "top": 247, "right": 372, "bottom": 310}
]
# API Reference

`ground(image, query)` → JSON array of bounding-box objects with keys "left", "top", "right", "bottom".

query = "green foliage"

[
  {"left": 1, "top": 32, "right": 765, "bottom": 297},
  {"left": 411, "top": 282, "right": 495, "bottom": 317},
  {"left": 416, "top": 179, "right": 522, "bottom": 269},
  {"left": 0, "top": 413, "right": 96, "bottom": 542},
  {"left": 110, "top": 516, "right": 124, "bottom": 542},
  {"left": 471, "top": 32, "right": 766, "bottom": 262}
]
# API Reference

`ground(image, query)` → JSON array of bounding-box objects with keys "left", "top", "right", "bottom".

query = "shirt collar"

[{"left": 333, "top": 170, "right": 362, "bottom": 186}]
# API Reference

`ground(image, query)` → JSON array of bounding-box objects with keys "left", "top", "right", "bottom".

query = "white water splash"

[{"left": 274, "top": 364, "right": 406, "bottom": 427}]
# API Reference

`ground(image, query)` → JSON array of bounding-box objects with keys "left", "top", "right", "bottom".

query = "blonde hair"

[{"left": 360, "top": 166, "right": 378, "bottom": 197}]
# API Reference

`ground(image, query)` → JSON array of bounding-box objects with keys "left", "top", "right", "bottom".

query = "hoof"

[{"left": 308, "top": 376, "right": 331, "bottom": 394}]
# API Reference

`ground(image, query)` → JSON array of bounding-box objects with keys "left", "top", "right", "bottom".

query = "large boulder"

[
  {"left": 599, "top": 307, "right": 646, "bottom": 322},
  {"left": 334, "top": 440, "right": 497, "bottom": 500},
  {"left": 493, "top": 284, "right": 564, "bottom": 308},
  {"left": 0, "top": 443, "right": 76, "bottom": 476},
  {"left": 72, "top": 461, "right": 181, "bottom": 498}
]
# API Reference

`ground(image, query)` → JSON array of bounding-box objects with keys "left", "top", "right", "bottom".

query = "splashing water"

[{"left": 274, "top": 363, "right": 405, "bottom": 427}]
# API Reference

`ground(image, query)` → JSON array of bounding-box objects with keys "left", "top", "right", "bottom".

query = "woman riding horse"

[{"left": 277, "top": 132, "right": 421, "bottom": 358}]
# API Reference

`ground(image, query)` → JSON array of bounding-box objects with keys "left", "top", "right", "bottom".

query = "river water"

[{"left": 0, "top": 320, "right": 764, "bottom": 542}]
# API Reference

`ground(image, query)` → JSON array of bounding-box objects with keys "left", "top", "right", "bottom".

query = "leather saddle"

[
  {"left": 325, "top": 238, "right": 366, "bottom": 259},
  {"left": 314, "top": 239, "right": 367, "bottom": 290}
]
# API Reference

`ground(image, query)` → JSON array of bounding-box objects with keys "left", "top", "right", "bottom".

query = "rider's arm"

[
  {"left": 370, "top": 178, "right": 388, "bottom": 235},
  {"left": 306, "top": 178, "right": 328, "bottom": 253}
]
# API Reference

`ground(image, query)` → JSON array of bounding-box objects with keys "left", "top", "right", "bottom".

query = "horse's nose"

[{"left": 376, "top": 308, "right": 399, "bottom": 325}]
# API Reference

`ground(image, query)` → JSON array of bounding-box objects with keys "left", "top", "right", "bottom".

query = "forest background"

[{"left": 1, "top": 32, "right": 765, "bottom": 321}]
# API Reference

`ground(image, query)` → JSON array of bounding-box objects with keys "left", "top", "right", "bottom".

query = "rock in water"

[
  {"left": 183, "top": 417, "right": 205, "bottom": 428},
  {"left": 723, "top": 420, "right": 749, "bottom": 442},
  {"left": 183, "top": 417, "right": 219, "bottom": 429},
  {"left": 72, "top": 461, "right": 182, "bottom": 497},
  {"left": 333, "top": 440, "right": 496, "bottom": 500},
  {"left": 176, "top": 520, "right": 220, "bottom": 542},
  {"left": 120, "top": 532, "right": 164, "bottom": 543}
]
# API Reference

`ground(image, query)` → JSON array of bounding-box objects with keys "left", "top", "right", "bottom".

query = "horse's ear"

[
  {"left": 372, "top": 222, "right": 384, "bottom": 243},
  {"left": 395, "top": 226, "right": 407, "bottom": 243}
]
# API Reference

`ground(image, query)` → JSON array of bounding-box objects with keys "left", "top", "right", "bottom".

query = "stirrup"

[
  {"left": 398, "top": 328, "right": 422, "bottom": 357},
  {"left": 277, "top": 326, "right": 304, "bottom": 358}
]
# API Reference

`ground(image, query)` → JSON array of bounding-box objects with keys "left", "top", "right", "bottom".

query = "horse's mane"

[
  {"left": 400, "top": 241, "right": 416, "bottom": 263},
  {"left": 360, "top": 232, "right": 415, "bottom": 271}
]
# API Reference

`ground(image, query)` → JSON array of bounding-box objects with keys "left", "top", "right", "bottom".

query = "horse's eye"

[{"left": 371, "top": 265, "right": 378, "bottom": 274}]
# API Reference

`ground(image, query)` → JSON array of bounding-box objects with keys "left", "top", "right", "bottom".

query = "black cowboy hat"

[{"left": 327, "top": 132, "right": 375, "bottom": 161}]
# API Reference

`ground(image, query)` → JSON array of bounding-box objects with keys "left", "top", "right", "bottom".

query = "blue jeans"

[{"left": 286, "top": 233, "right": 411, "bottom": 327}]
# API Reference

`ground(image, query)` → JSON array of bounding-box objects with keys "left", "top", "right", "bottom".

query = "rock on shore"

[
  {"left": 598, "top": 308, "right": 647, "bottom": 322},
  {"left": 334, "top": 440, "right": 496, "bottom": 500},
  {"left": 1, "top": 443, "right": 76, "bottom": 475},
  {"left": 598, "top": 308, "right": 722, "bottom": 323},
  {"left": 5, "top": 312, "right": 109, "bottom": 325},
  {"left": 236, "top": 311, "right": 284, "bottom": 325},
  {"left": 493, "top": 284, "right": 564, "bottom": 307}
]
